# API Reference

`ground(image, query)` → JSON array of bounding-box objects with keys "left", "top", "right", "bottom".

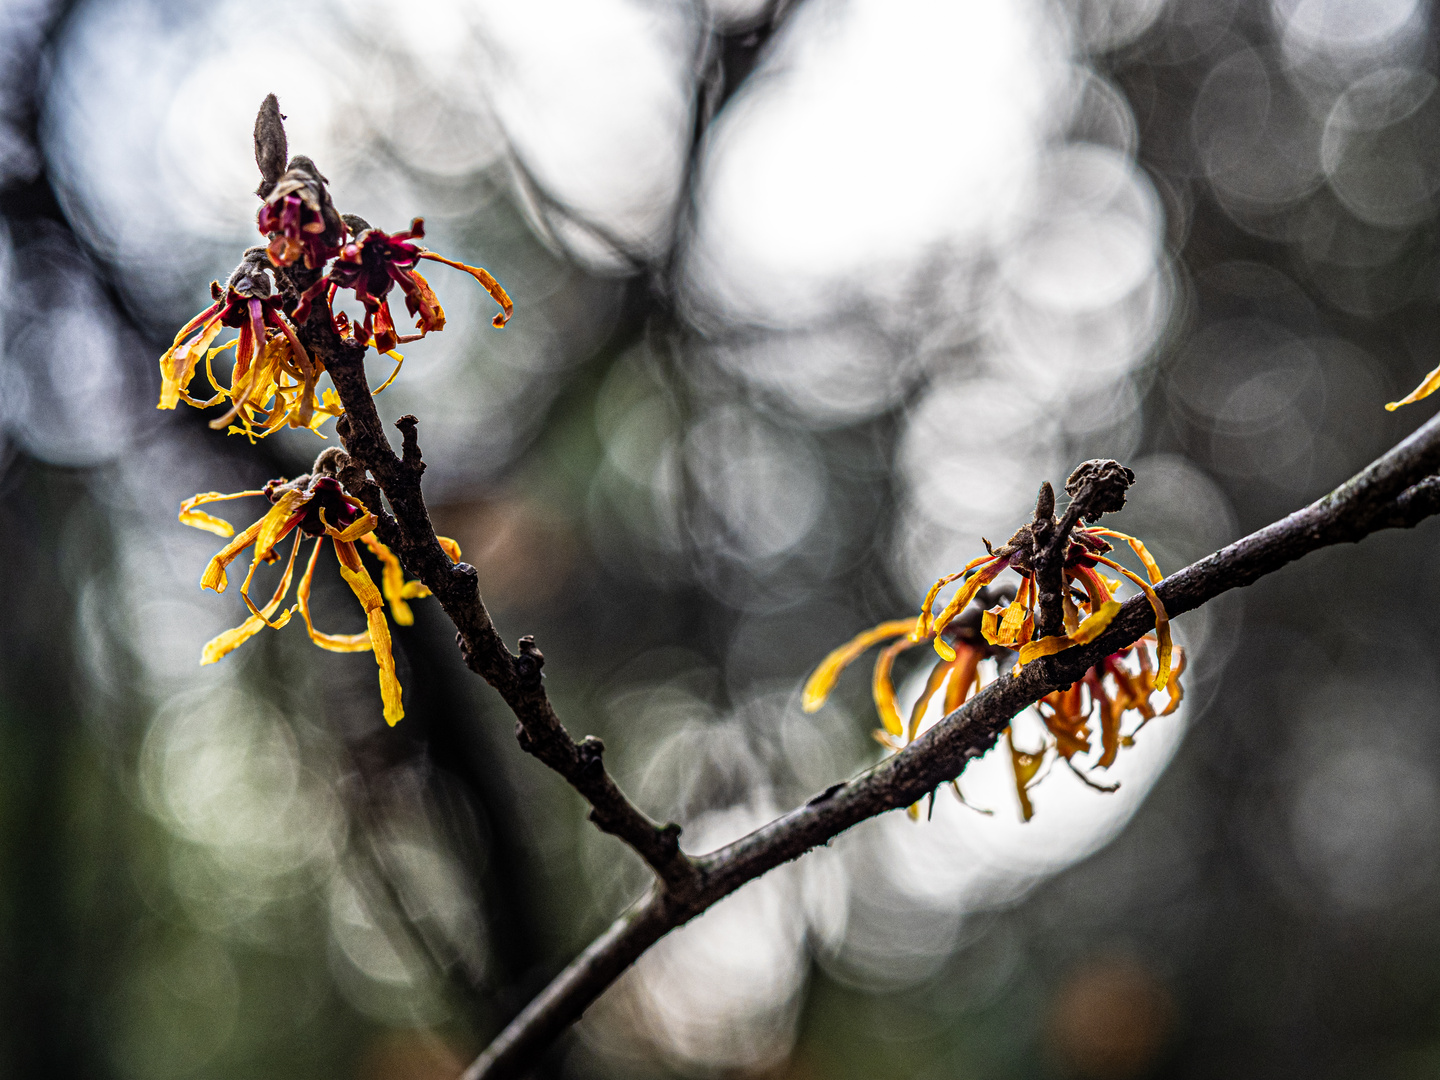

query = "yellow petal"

[
  {"left": 336, "top": 539, "right": 403, "bottom": 725},
  {"left": 371, "top": 351, "right": 405, "bottom": 395},
  {"left": 178, "top": 489, "right": 266, "bottom": 538},
  {"left": 254, "top": 488, "right": 310, "bottom": 563},
  {"left": 1062, "top": 588, "right": 1081, "bottom": 635},
  {"left": 801, "top": 618, "right": 916, "bottom": 712},
  {"left": 437, "top": 535, "right": 462, "bottom": 562},
  {"left": 1095, "top": 556, "right": 1172, "bottom": 691},
  {"left": 942, "top": 647, "right": 981, "bottom": 716},
  {"left": 872, "top": 636, "right": 920, "bottom": 738},
  {"left": 296, "top": 538, "right": 371, "bottom": 653},
  {"left": 321, "top": 508, "right": 379, "bottom": 544},
  {"left": 1093, "top": 529, "right": 1164, "bottom": 584},
  {"left": 1159, "top": 646, "right": 1187, "bottom": 716},
  {"left": 1017, "top": 600, "right": 1123, "bottom": 665},
  {"left": 199, "top": 531, "right": 301, "bottom": 664},
  {"left": 201, "top": 519, "right": 264, "bottom": 593},
  {"left": 932, "top": 558, "right": 1009, "bottom": 661},
  {"left": 915, "top": 555, "right": 992, "bottom": 639},
  {"left": 909, "top": 654, "right": 959, "bottom": 742},
  {"left": 418, "top": 250, "right": 513, "bottom": 327},
  {"left": 1387, "top": 362, "right": 1440, "bottom": 410},
  {"left": 361, "top": 533, "right": 415, "bottom": 626},
  {"left": 157, "top": 307, "right": 221, "bottom": 410}
]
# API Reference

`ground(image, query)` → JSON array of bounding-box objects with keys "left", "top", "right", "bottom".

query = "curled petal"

[
  {"left": 418, "top": 250, "right": 512, "bottom": 327},
  {"left": 1095, "top": 555, "right": 1172, "bottom": 691},
  {"left": 178, "top": 489, "right": 265, "bottom": 537},
  {"left": 200, "top": 531, "right": 301, "bottom": 664},
  {"left": 802, "top": 618, "right": 916, "bottom": 713},
  {"left": 158, "top": 314, "right": 224, "bottom": 410},
  {"left": 1016, "top": 600, "right": 1122, "bottom": 665},
  {"left": 1159, "top": 646, "right": 1187, "bottom": 716},
  {"left": 1092, "top": 528, "right": 1163, "bottom": 585},
  {"left": 1387, "top": 362, "right": 1440, "bottom": 411},
  {"left": 296, "top": 538, "right": 371, "bottom": 652},
  {"left": 437, "top": 535, "right": 462, "bottom": 562},
  {"left": 201, "top": 519, "right": 264, "bottom": 593},
  {"left": 915, "top": 555, "right": 992, "bottom": 638},
  {"left": 932, "top": 558, "right": 1010, "bottom": 661}
]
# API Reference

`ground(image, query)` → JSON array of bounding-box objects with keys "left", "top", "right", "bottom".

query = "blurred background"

[{"left": 2, "top": 0, "right": 1440, "bottom": 1076}]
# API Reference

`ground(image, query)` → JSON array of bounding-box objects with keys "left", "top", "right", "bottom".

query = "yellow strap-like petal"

[
  {"left": 1016, "top": 600, "right": 1123, "bottom": 665},
  {"left": 907, "top": 656, "right": 955, "bottom": 743},
  {"left": 239, "top": 531, "right": 301, "bottom": 629},
  {"left": 932, "top": 559, "right": 1009, "bottom": 661},
  {"left": 296, "top": 538, "right": 371, "bottom": 652},
  {"left": 360, "top": 533, "right": 415, "bottom": 626},
  {"left": 942, "top": 648, "right": 981, "bottom": 716},
  {"left": 437, "top": 535, "right": 462, "bottom": 562},
  {"left": 320, "top": 507, "right": 379, "bottom": 544},
  {"left": 872, "top": 636, "right": 922, "bottom": 738},
  {"left": 371, "top": 351, "right": 405, "bottom": 396},
  {"left": 178, "top": 489, "right": 266, "bottom": 538},
  {"left": 336, "top": 539, "right": 403, "bottom": 725},
  {"left": 254, "top": 488, "right": 310, "bottom": 563},
  {"left": 418, "top": 250, "right": 513, "bottom": 327},
  {"left": 157, "top": 306, "right": 222, "bottom": 410},
  {"left": 801, "top": 618, "right": 916, "bottom": 713},
  {"left": 1092, "top": 529, "right": 1164, "bottom": 584},
  {"left": 1095, "top": 555, "right": 1172, "bottom": 691},
  {"left": 201, "top": 519, "right": 263, "bottom": 593},
  {"left": 1387, "top": 361, "right": 1440, "bottom": 411},
  {"left": 915, "top": 555, "right": 992, "bottom": 639},
  {"left": 199, "top": 531, "right": 301, "bottom": 665}
]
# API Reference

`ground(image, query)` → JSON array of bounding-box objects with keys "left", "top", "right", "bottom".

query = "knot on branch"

[
  {"left": 656, "top": 821, "right": 683, "bottom": 855},
  {"left": 577, "top": 735, "right": 605, "bottom": 778},
  {"left": 395, "top": 414, "right": 426, "bottom": 474},
  {"left": 515, "top": 635, "right": 546, "bottom": 688},
  {"left": 1065, "top": 459, "right": 1136, "bottom": 523}
]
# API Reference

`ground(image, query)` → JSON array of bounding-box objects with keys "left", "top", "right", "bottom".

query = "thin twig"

[{"left": 268, "top": 196, "right": 701, "bottom": 900}]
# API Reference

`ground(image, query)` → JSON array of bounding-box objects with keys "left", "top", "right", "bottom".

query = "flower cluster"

[
  {"left": 179, "top": 456, "right": 461, "bottom": 727},
  {"left": 156, "top": 156, "right": 510, "bottom": 437},
  {"left": 295, "top": 215, "right": 512, "bottom": 355},
  {"left": 157, "top": 247, "right": 332, "bottom": 437},
  {"left": 803, "top": 517, "right": 1183, "bottom": 821},
  {"left": 155, "top": 99, "right": 511, "bottom": 725}
]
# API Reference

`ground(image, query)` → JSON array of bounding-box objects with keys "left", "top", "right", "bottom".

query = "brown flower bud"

[{"left": 1065, "top": 459, "right": 1136, "bottom": 523}]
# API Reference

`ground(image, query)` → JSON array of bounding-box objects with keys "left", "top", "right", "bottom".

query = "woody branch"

[
  {"left": 252, "top": 98, "right": 702, "bottom": 899},
  {"left": 250, "top": 99, "right": 1440, "bottom": 1080},
  {"left": 457, "top": 409, "right": 1440, "bottom": 1079}
]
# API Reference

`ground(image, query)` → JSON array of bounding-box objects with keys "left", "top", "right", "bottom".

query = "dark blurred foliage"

[{"left": 4, "top": 0, "right": 1440, "bottom": 1078}]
